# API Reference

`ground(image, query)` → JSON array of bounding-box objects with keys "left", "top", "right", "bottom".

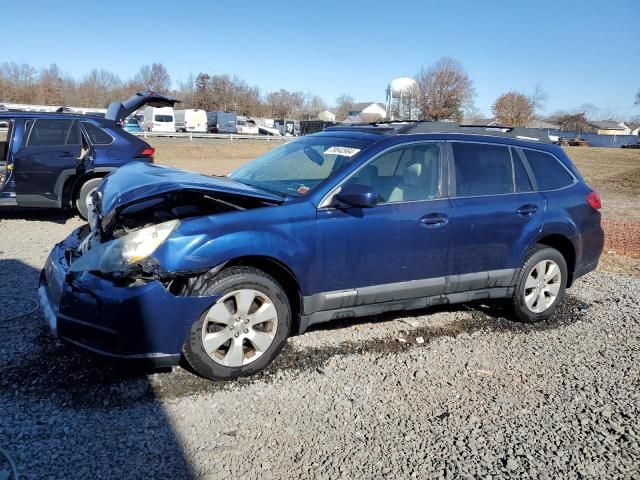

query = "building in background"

[
  {"left": 347, "top": 102, "right": 386, "bottom": 120},
  {"left": 587, "top": 121, "right": 631, "bottom": 135},
  {"left": 317, "top": 110, "right": 336, "bottom": 122}
]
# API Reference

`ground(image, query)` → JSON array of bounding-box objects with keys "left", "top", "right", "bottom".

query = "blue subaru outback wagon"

[{"left": 39, "top": 122, "right": 604, "bottom": 380}]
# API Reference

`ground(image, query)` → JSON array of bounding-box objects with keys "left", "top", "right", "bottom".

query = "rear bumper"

[
  {"left": 39, "top": 227, "right": 219, "bottom": 366},
  {"left": 572, "top": 222, "right": 605, "bottom": 284}
]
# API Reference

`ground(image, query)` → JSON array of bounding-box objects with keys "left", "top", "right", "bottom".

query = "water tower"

[{"left": 386, "top": 77, "right": 418, "bottom": 120}]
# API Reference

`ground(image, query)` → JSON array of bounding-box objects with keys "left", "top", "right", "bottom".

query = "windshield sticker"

[
  {"left": 324, "top": 146, "right": 361, "bottom": 157},
  {"left": 297, "top": 185, "right": 310, "bottom": 195}
]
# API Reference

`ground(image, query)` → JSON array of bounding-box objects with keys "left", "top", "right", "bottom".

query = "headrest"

[
  {"left": 404, "top": 161, "right": 423, "bottom": 186},
  {"left": 358, "top": 165, "right": 379, "bottom": 185}
]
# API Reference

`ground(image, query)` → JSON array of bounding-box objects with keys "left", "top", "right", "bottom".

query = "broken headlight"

[{"left": 70, "top": 220, "right": 179, "bottom": 273}]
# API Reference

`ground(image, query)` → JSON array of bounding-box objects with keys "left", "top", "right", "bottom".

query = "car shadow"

[
  {"left": 0, "top": 258, "right": 195, "bottom": 479},
  {"left": 0, "top": 208, "right": 78, "bottom": 224}
]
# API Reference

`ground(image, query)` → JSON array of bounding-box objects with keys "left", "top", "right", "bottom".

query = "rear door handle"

[
  {"left": 517, "top": 204, "right": 538, "bottom": 216},
  {"left": 420, "top": 213, "right": 448, "bottom": 227}
]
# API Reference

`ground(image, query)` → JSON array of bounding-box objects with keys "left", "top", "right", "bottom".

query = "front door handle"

[
  {"left": 517, "top": 204, "right": 538, "bottom": 217},
  {"left": 420, "top": 213, "right": 448, "bottom": 227}
]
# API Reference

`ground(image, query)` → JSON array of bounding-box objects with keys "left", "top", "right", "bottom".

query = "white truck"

[
  {"left": 236, "top": 116, "right": 259, "bottom": 135},
  {"left": 174, "top": 109, "right": 208, "bottom": 133},
  {"left": 142, "top": 106, "right": 176, "bottom": 133}
]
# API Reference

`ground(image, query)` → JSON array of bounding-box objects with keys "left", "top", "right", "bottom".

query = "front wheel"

[
  {"left": 76, "top": 178, "right": 102, "bottom": 220},
  {"left": 182, "top": 266, "right": 291, "bottom": 380},
  {"left": 512, "top": 245, "right": 568, "bottom": 323}
]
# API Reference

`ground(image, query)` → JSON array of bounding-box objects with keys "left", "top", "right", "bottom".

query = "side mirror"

[{"left": 336, "top": 183, "right": 378, "bottom": 208}]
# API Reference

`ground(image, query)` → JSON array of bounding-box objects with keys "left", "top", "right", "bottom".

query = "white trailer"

[
  {"left": 142, "top": 106, "right": 176, "bottom": 132},
  {"left": 174, "top": 109, "right": 207, "bottom": 133}
]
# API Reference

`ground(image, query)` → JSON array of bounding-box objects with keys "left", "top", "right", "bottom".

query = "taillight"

[
  {"left": 586, "top": 191, "right": 601, "bottom": 210},
  {"left": 140, "top": 147, "right": 155, "bottom": 158}
]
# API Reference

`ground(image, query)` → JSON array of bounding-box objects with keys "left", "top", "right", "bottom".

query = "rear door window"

[
  {"left": 523, "top": 149, "right": 575, "bottom": 191},
  {"left": 452, "top": 142, "right": 514, "bottom": 196},
  {"left": 25, "top": 119, "right": 80, "bottom": 147},
  {"left": 82, "top": 122, "right": 113, "bottom": 145}
]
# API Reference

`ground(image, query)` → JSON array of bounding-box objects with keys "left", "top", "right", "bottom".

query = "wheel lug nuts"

[
  {"left": 244, "top": 329, "right": 248, "bottom": 333},
  {"left": 245, "top": 319, "right": 249, "bottom": 323},
  {"left": 234, "top": 333, "right": 239, "bottom": 337}
]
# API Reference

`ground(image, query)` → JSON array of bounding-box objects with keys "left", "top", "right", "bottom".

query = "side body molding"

[{"left": 299, "top": 268, "right": 517, "bottom": 333}]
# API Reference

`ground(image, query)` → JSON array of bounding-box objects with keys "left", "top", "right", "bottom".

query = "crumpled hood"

[{"left": 95, "top": 161, "right": 283, "bottom": 215}]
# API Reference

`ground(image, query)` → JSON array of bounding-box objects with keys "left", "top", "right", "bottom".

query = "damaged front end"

[
  {"left": 68, "top": 161, "right": 283, "bottom": 286},
  {"left": 41, "top": 163, "right": 284, "bottom": 363}
]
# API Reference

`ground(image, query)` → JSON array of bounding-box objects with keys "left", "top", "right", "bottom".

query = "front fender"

[{"left": 152, "top": 202, "right": 317, "bottom": 293}]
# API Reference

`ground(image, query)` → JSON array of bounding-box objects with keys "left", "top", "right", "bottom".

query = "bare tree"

[
  {"left": 266, "top": 89, "right": 304, "bottom": 118},
  {"left": 635, "top": 89, "right": 640, "bottom": 106},
  {"left": 492, "top": 91, "right": 534, "bottom": 127},
  {"left": 334, "top": 94, "right": 355, "bottom": 121},
  {"left": 77, "top": 69, "right": 123, "bottom": 107},
  {"left": 555, "top": 112, "right": 590, "bottom": 134},
  {"left": 135, "top": 63, "right": 171, "bottom": 94},
  {"left": 530, "top": 82, "right": 549, "bottom": 113},
  {"left": 462, "top": 104, "right": 483, "bottom": 124},
  {"left": 300, "top": 94, "right": 327, "bottom": 120},
  {"left": 415, "top": 57, "right": 474, "bottom": 121},
  {"left": 0, "top": 62, "right": 37, "bottom": 103}
]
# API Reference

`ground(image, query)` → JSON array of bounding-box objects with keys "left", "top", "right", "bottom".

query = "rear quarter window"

[
  {"left": 524, "top": 149, "right": 575, "bottom": 191},
  {"left": 82, "top": 122, "right": 114, "bottom": 145}
]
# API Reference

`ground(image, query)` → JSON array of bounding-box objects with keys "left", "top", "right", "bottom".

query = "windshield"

[{"left": 229, "top": 136, "right": 373, "bottom": 197}]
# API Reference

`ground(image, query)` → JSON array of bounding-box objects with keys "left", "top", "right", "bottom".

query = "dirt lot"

[{"left": 0, "top": 139, "right": 639, "bottom": 478}]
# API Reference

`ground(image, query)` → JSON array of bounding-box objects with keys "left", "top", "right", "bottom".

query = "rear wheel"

[
  {"left": 182, "top": 266, "right": 291, "bottom": 380},
  {"left": 512, "top": 245, "right": 567, "bottom": 323},
  {"left": 76, "top": 178, "right": 101, "bottom": 220}
]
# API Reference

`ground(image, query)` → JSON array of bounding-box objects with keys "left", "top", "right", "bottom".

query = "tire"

[
  {"left": 512, "top": 245, "right": 568, "bottom": 323},
  {"left": 76, "top": 178, "right": 102, "bottom": 220},
  {"left": 182, "top": 266, "right": 291, "bottom": 380}
]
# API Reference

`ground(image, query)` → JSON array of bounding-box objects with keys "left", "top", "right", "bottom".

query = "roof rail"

[
  {"left": 397, "top": 121, "right": 552, "bottom": 143},
  {"left": 326, "top": 120, "right": 552, "bottom": 143}
]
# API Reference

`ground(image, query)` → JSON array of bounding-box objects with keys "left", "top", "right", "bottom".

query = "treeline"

[
  {"left": 2, "top": 60, "right": 631, "bottom": 125},
  {"left": 0, "top": 61, "right": 330, "bottom": 120}
]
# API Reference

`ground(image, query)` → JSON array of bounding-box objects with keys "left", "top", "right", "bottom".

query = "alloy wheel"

[
  {"left": 201, "top": 289, "right": 278, "bottom": 367},
  {"left": 523, "top": 259, "right": 562, "bottom": 313}
]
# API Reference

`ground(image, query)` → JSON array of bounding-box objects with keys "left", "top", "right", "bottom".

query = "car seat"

[{"left": 388, "top": 147, "right": 439, "bottom": 202}]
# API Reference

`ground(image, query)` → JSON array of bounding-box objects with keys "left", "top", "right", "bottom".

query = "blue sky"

[{"left": 2, "top": 0, "right": 639, "bottom": 118}]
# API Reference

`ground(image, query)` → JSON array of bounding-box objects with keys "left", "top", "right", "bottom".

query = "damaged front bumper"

[{"left": 39, "top": 227, "right": 219, "bottom": 366}]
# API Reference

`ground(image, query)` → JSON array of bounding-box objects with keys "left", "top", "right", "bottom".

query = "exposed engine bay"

[{"left": 95, "top": 189, "right": 277, "bottom": 241}]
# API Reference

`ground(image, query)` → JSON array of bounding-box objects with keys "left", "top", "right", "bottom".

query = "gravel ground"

[{"left": 0, "top": 212, "right": 638, "bottom": 479}]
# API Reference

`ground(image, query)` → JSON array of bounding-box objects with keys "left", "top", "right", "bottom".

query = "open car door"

[{"left": 105, "top": 91, "right": 180, "bottom": 125}]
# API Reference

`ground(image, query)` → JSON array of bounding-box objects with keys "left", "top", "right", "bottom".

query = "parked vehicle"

[
  {"left": 621, "top": 140, "right": 640, "bottom": 149},
  {"left": 274, "top": 119, "right": 295, "bottom": 136},
  {"left": 236, "top": 116, "right": 259, "bottom": 135},
  {"left": 174, "top": 109, "right": 207, "bottom": 133},
  {"left": 40, "top": 122, "right": 604, "bottom": 380},
  {"left": 567, "top": 137, "right": 590, "bottom": 147},
  {"left": 258, "top": 125, "right": 282, "bottom": 136},
  {"left": 0, "top": 91, "right": 177, "bottom": 218},
  {"left": 123, "top": 117, "right": 143, "bottom": 133},
  {"left": 142, "top": 106, "right": 176, "bottom": 133},
  {"left": 207, "top": 111, "right": 237, "bottom": 134},
  {"left": 300, "top": 120, "right": 337, "bottom": 135}
]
